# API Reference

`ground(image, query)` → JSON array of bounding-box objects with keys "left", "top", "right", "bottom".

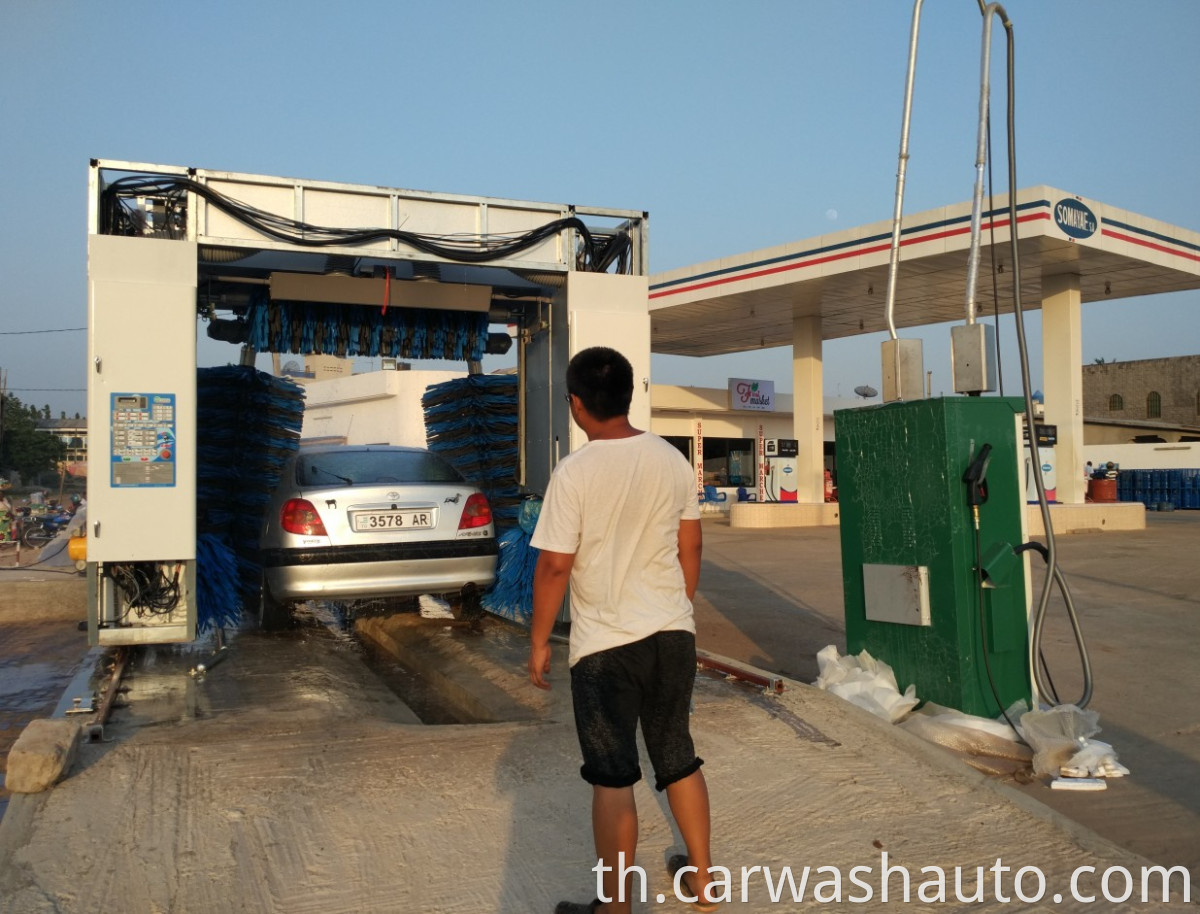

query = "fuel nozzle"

[{"left": 962, "top": 443, "right": 993, "bottom": 526}]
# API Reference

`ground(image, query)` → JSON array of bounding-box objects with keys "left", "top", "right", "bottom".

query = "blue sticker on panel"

[{"left": 110, "top": 393, "right": 177, "bottom": 487}]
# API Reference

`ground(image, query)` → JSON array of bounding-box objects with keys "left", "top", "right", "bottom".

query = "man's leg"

[
  {"left": 665, "top": 768, "right": 715, "bottom": 899},
  {"left": 593, "top": 785, "right": 638, "bottom": 914}
]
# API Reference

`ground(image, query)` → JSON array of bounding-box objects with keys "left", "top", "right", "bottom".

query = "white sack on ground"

[
  {"left": 814, "top": 645, "right": 918, "bottom": 723},
  {"left": 1060, "top": 738, "right": 1130, "bottom": 778},
  {"left": 899, "top": 703, "right": 1032, "bottom": 777}
]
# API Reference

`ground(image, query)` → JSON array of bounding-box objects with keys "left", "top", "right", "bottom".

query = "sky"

[{"left": 2, "top": 0, "right": 1198, "bottom": 419}]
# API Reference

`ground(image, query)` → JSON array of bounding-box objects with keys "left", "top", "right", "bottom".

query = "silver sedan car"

[{"left": 258, "top": 445, "right": 497, "bottom": 626}]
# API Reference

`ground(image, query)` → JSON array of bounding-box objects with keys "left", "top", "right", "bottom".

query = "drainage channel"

[{"left": 298, "top": 600, "right": 495, "bottom": 726}]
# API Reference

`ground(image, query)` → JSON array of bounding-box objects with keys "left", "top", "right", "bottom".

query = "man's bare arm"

[
  {"left": 678, "top": 518, "right": 702, "bottom": 600},
  {"left": 528, "top": 549, "right": 575, "bottom": 689}
]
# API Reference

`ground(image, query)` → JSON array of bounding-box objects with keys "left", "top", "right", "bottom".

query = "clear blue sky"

[{"left": 2, "top": 0, "right": 1198, "bottom": 417}]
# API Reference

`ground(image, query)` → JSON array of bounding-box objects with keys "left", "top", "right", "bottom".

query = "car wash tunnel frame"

[{"left": 85, "top": 159, "right": 652, "bottom": 646}]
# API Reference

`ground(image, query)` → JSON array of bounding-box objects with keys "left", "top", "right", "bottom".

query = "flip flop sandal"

[
  {"left": 554, "top": 899, "right": 601, "bottom": 914},
  {"left": 667, "top": 855, "right": 719, "bottom": 912}
]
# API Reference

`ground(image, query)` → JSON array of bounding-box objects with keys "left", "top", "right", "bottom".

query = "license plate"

[{"left": 351, "top": 510, "right": 434, "bottom": 531}]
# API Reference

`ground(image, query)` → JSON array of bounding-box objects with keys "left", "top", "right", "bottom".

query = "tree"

[{"left": 0, "top": 393, "right": 64, "bottom": 481}]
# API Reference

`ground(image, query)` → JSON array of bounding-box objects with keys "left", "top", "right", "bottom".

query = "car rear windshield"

[{"left": 297, "top": 450, "right": 464, "bottom": 487}]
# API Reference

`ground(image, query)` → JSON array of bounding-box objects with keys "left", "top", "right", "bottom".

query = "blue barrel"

[
  {"left": 1168, "top": 469, "right": 1183, "bottom": 507},
  {"left": 1184, "top": 469, "right": 1200, "bottom": 509},
  {"left": 1150, "top": 469, "right": 1164, "bottom": 505},
  {"left": 1135, "top": 469, "right": 1152, "bottom": 503},
  {"left": 1118, "top": 472, "right": 1133, "bottom": 501}
]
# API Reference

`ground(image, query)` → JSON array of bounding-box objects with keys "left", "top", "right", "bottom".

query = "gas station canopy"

[{"left": 648, "top": 185, "right": 1200, "bottom": 356}]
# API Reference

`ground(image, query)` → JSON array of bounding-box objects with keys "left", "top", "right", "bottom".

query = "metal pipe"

[
  {"left": 91, "top": 647, "right": 129, "bottom": 728},
  {"left": 189, "top": 646, "right": 229, "bottom": 679},
  {"left": 697, "top": 654, "right": 784, "bottom": 695},
  {"left": 884, "top": 0, "right": 925, "bottom": 341},
  {"left": 963, "top": 3, "right": 1011, "bottom": 325},
  {"left": 517, "top": 319, "right": 527, "bottom": 487}
]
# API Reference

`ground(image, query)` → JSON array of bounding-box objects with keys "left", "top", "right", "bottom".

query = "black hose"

[{"left": 973, "top": 521, "right": 1020, "bottom": 733}]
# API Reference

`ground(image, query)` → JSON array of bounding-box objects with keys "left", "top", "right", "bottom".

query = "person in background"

[{"left": 529, "top": 346, "right": 717, "bottom": 914}]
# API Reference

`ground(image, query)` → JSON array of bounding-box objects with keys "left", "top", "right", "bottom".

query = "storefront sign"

[
  {"left": 730, "top": 378, "right": 775, "bottom": 412},
  {"left": 757, "top": 424, "right": 766, "bottom": 503},
  {"left": 695, "top": 419, "right": 705, "bottom": 495}
]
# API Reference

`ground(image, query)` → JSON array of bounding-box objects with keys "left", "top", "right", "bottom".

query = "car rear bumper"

[{"left": 261, "top": 539, "right": 498, "bottom": 601}]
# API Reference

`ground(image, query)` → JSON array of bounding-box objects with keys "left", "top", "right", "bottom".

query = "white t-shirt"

[{"left": 530, "top": 431, "right": 701, "bottom": 666}]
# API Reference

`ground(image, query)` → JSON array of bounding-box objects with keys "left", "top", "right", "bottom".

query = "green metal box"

[{"left": 835, "top": 397, "right": 1031, "bottom": 717}]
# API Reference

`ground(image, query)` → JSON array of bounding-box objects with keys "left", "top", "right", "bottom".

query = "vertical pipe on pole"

[
  {"left": 884, "top": 0, "right": 925, "bottom": 342},
  {"left": 964, "top": 4, "right": 1003, "bottom": 326}
]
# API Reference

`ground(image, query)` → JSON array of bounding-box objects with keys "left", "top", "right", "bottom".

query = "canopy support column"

[
  {"left": 1041, "top": 273, "right": 1085, "bottom": 504},
  {"left": 792, "top": 314, "right": 825, "bottom": 503}
]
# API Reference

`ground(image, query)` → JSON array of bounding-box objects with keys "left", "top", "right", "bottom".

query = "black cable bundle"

[{"left": 101, "top": 175, "right": 632, "bottom": 272}]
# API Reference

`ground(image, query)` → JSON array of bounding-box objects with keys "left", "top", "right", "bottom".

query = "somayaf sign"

[{"left": 1055, "top": 197, "right": 1098, "bottom": 240}]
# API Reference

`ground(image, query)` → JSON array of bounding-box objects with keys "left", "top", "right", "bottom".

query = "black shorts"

[{"left": 569, "top": 629, "right": 703, "bottom": 791}]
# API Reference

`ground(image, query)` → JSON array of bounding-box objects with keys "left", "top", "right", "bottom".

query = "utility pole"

[{"left": 0, "top": 368, "right": 7, "bottom": 459}]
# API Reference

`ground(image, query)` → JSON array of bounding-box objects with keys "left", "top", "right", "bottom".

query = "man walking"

[{"left": 528, "top": 347, "right": 717, "bottom": 913}]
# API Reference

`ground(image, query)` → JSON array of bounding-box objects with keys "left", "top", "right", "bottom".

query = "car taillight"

[
  {"left": 281, "top": 499, "right": 328, "bottom": 536},
  {"left": 458, "top": 492, "right": 493, "bottom": 530}
]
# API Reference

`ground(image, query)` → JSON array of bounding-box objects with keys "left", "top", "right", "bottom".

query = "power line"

[
  {"left": 0, "top": 327, "right": 86, "bottom": 335},
  {"left": 8, "top": 388, "right": 87, "bottom": 392}
]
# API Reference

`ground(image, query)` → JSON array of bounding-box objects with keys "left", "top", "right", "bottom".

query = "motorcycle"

[{"left": 19, "top": 508, "right": 72, "bottom": 549}]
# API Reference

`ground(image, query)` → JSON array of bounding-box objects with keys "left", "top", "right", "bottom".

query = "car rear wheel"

[{"left": 260, "top": 572, "right": 294, "bottom": 631}]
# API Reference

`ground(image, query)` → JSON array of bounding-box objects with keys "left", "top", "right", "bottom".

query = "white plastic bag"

[
  {"left": 1060, "top": 739, "right": 1129, "bottom": 778},
  {"left": 1015, "top": 704, "right": 1101, "bottom": 777},
  {"left": 814, "top": 645, "right": 919, "bottom": 723}
]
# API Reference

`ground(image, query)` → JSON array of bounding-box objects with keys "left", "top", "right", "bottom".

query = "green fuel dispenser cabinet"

[{"left": 834, "top": 397, "right": 1031, "bottom": 717}]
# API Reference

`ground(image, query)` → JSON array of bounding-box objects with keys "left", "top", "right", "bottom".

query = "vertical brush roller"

[
  {"left": 196, "top": 366, "right": 305, "bottom": 633},
  {"left": 481, "top": 497, "right": 542, "bottom": 624},
  {"left": 422, "top": 375, "right": 539, "bottom": 622}
]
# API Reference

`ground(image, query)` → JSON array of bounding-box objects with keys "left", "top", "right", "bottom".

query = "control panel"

[{"left": 110, "top": 393, "right": 177, "bottom": 487}]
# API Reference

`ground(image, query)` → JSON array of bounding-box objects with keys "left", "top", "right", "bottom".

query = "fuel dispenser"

[
  {"left": 835, "top": 398, "right": 1030, "bottom": 717},
  {"left": 1023, "top": 421, "right": 1058, "bottom": 503},
  {"left": 762, "top": 438, "right": 798, "bottom": 502},
  {"left": 830, "top": 1, "right": 1099, "bottom": 718}
]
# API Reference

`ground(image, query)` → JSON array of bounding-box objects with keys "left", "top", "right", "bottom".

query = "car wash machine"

[{"left": 84, "top": 159, "right": 650, "bottom": 646}]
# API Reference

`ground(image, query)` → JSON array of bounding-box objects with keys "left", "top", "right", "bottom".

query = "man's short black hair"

[{"left": 566, "top": 347, "right": 634, "bottom": 421}]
